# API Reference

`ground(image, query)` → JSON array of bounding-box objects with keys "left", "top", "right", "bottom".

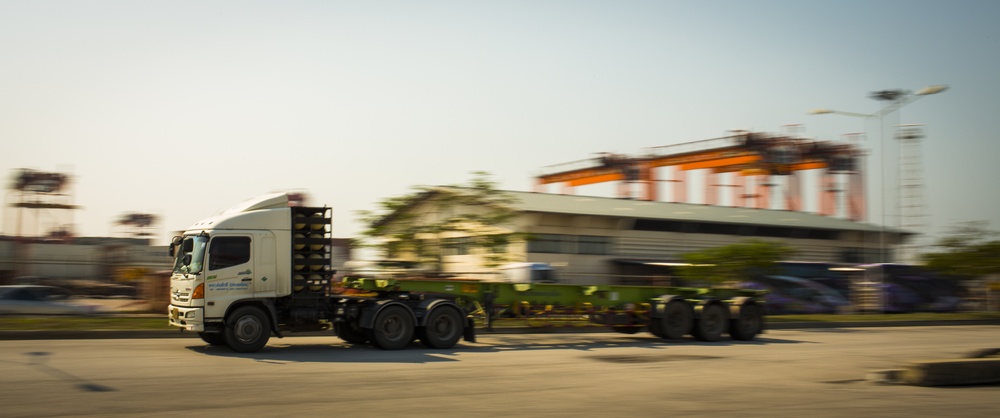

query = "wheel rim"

[
  {"left": 430, "top": 313, "right": 457, "bottom": 339},
  {"left": 380, "top": 313, "right": 405, "bottom": 341},
  {"left": 739, "top": 305, "right": 761, "bottom": 335},
  {"left": 234, "top": 315, "right": 263, "bottom": 344},
  {"left": 702, "top": 305, "right": 726, "bottom": 335}
]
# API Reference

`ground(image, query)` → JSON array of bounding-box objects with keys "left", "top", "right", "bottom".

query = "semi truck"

[{"left": 167, "top": 193, "right": 766, "bottom": 353}]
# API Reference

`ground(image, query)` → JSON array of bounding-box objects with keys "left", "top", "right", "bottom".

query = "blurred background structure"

[{"left": 535, "top": 130, "right": 865, "bottom": 220}]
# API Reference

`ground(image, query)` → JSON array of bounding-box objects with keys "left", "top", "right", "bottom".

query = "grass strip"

[{"left": 0, "top": 316, "right": 173, "bottom": 331}]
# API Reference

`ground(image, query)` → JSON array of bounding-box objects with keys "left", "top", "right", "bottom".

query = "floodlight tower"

[{"left": 896, "top": 124, "right": 928, "bottom": 264}]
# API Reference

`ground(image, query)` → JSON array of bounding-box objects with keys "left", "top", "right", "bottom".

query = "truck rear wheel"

[
  {"left": 367, "top": 305, "right": 414, "bottom": 350},
  {"left": 692, "top": 303, "right": 729, "bottom": 342},
  {"left": 335, "top": 321, "right": 369, "bottom": 344},
  {"left": 729, "top": 303, "right": 763, "bottom": 341},
  {"left": 660, "top": 299, "right": 694, "bottom": 340},
  {"left": 419, "top": 306, "right": 464, "bottom": 349},
  {"left": 224, "top": 306, "right": 271, "bottom": 353}
]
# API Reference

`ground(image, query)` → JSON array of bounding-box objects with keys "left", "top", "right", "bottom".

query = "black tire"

[
  {"left": 692, "top": 303, "right": 729, "bottom": 342},
  {"left": 224, "top": 306, "right": 271, "bottom": 353},
  {"left": 198, "top": 331, "right": 227, "bottom": 346},
  {"left": 335, "top": 321, "right": 369, "bottom": 344},
  {"left": 367, "top": 305, "right": 415, "bottom": 350},
  {"left": 660, "top": 299, "right": 694, "bottom": 340},
  {"left": 611, "top": 325, "right": 643, "bottom": 334},
  {"left": 729, "top": 303, "right": 764, "bottom": 341},
  {"left": 419, "top": 306, "right": 464, "bottom": 349},
  {"left": 648, "top": 317, "right": 666, "bottom": 338}
]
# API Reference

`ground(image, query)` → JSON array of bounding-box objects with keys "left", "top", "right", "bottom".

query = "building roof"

[{"left": 497, "top": 189, "right": 892, "bottom": 234}]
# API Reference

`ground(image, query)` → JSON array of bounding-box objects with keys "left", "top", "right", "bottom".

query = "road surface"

[{"left": 1, "top": 325, "right": 997, "bottom": 417}]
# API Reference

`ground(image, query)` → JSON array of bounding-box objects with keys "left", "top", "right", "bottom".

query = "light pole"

[
  {"left": 810, "top": 85, "right": 947, "bottom": 313},
  {"left": 809, "top": 84, "right": 947, "bottom": 265}
]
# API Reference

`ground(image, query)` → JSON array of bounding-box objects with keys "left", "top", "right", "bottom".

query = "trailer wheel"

[
  {"left": 367, "top": 305, "right": 414, "bottom": 350},
  {"left": 660, "top": 300, "right": 694, "bottom": 340},
  {"left": 648, "top": 318, "right": 666, "bottom": 338},
  {"left": 419, "top": 306, "right": 464, "bottom": 349},
  {"left": 692, "top": 303, "right": 729, "bottom": 342},
  {"left": 729, "top": 303, "right": 763, "bottom": 341},
  {"left": 198, "top": 332, "right": 227, "bottom": 346},
  {"left": 224, "top": 306, "right": 271, "bottom": 353},
  {"left": 335, "top": 321, "right": 369, "bottom": 344}
]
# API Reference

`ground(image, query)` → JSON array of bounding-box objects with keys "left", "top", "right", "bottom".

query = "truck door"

[
  {"left": 203, "top": 234, "right": 254, "bottom": 319},
  {"left": 254, "top": 232, "right": 277, "bottom": 298}
]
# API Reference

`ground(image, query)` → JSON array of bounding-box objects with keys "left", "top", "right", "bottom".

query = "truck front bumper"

[{"left": 168, "top": 305, "right": 205, "bottom": 332}]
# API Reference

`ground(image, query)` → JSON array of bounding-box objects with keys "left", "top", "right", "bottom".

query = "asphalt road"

[{"left": 1, "top": 325, "right": 998, "bottom": 417}]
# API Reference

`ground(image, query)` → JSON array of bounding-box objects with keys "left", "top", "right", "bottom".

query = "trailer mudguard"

[
  {"left": 693, "top": 298, "right": 723, "bottom": 319},
  {"left": 649, "top": 294, "right": 684, "bottom": 319}
]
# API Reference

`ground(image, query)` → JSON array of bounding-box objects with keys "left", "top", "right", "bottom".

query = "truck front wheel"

[
  {"left": 198, "top": 331, "right": 227, "bottom": 346},
  {"left": 224, "top": 306, "right": 271, "bottom": 353}
]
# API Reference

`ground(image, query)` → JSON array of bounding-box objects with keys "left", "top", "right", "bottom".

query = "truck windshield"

[{"left": 173, "top": 235, "right": 208, "bottom": 274}]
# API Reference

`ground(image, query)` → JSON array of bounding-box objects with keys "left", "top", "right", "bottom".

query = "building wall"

[
  {"left": 0, "top": 238, "right": 172, "bottom": 283},
  {"left": 420, "top": 209, "right": 883, "bottom": 286}
]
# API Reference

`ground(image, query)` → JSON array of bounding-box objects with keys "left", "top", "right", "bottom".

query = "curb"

[
  {"left": 900, "top": 358, "right": 1000, "bottom": 386},
  {"left": 869, "top": 349, "right": 1000, "bottom": 386},
  {"left": 767, "top": 319, "right": 1000, "bottom": 330}
]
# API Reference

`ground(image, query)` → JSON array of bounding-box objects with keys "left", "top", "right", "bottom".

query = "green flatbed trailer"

[{"left": 340, "top": 277, "right": 766, "bottom": 343}]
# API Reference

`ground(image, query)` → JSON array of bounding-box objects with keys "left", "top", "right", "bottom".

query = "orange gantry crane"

[{"left": 534, "top": 131, "right": 866, "bottom": 221}]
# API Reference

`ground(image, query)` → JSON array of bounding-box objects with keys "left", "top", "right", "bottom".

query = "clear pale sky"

[{"left": 2, "top": 0, "right": 998, "bottom": 252}]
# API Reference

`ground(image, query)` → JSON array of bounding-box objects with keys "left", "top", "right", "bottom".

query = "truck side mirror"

[{"left": 169, "top": 236, "right": 182, "bottom": 257}]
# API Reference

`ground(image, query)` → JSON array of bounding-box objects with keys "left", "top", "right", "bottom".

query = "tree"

[
  {"left": 356, "top": 171, "right": 522, "bottom": 271},
  {"left": 922, "top": 221, "right": 1000, "bottom": 279},
  {"left": 675, "top": 239, "right": 795, "bottom": 285}
]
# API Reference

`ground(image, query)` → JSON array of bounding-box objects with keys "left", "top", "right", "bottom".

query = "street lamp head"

[
  {"left": 809, "top": 109, "right": 834, "bottom": 115},
  {"left": 915, "top": 84, "right": 949, "bottom": 96},
  {"left": 869, "top": 89, "right": 909, "bottom": 102}
]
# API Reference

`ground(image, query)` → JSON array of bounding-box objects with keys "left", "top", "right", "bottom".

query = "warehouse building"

[{"left": 374, "top": 188, "right": 905, "bottom": 285}]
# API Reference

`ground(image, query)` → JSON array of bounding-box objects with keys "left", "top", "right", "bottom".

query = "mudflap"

[{"left": 463, "top": 317, "right": 476, "bottom": 343}]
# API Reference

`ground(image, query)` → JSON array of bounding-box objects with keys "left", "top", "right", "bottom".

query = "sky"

[{"left": 2, "top": 0, "right": 998, "bottom": 254}]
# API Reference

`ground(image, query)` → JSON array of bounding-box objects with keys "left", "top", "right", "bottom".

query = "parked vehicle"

[
  {"left": 0, "top": 285, "right": 97, "bottom": 315},
  {"left": 854, "top": 264, "right": 963, "bottom": 313},
  {"left": 736, "top": 275, "right": 848, "bottom": 314}
]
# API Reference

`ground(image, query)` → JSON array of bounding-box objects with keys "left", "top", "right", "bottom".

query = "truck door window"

[
  {"left": 173, "top": 235, "right": 208, "bottom": 274},
  {"left": 208, "top": 236, "right": 251, "bottom": 271}
]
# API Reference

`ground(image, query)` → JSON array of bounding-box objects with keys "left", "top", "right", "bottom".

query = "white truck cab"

[{"left": 168, "top": 193, "right": 297, "bottom": 338}]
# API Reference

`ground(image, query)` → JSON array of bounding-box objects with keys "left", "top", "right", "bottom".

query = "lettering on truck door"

[{"left": 204, "top": 235, "right": 254, "bottom": 319}]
